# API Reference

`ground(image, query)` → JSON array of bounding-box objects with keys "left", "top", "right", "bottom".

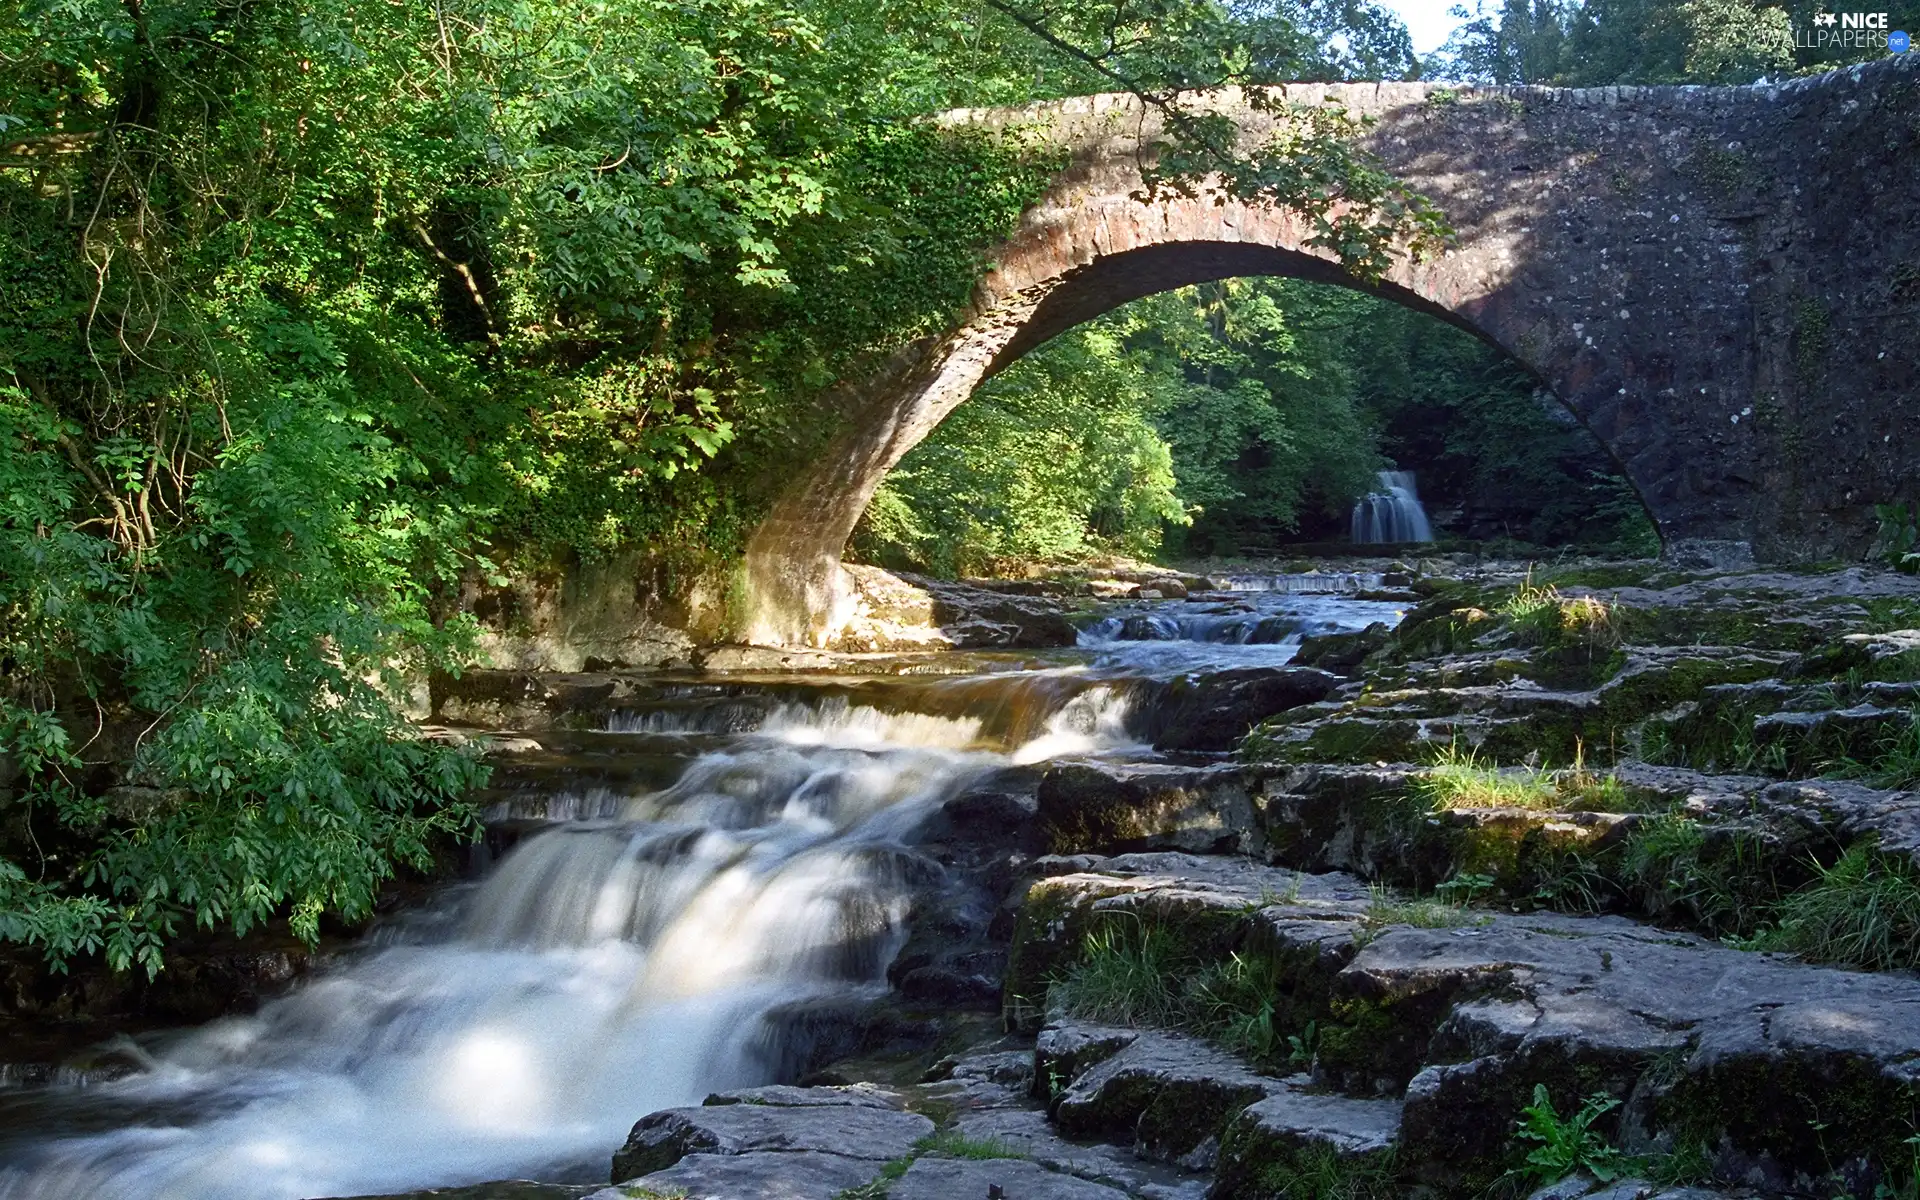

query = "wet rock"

[
  {"left": 1133, "top": 577, "right": 1190, "bottom": 600},
  {"left": 887, "top": 1156, "right": 1133, "bottom": 1200},
  {"left": 1142, "top": 667, "right": 1341, "bottom": 752},
  {"left": 1011, "top": 854, "right": 1920, "bottom": 1190},
  {"left": 1036, "top": 762, "right": 1257, "bottom": 856},
  {"left": 700, "top": 645, "right": 855, "bottom": 672},
  {"left": 593, "top": 1150, "right": 881, "bottom": 1199},
  {"left": 610, "top": 1089, "right": 933, "bottom": 1181},
  {"left": 1211, "top": 1082, "right": 1402, "bottom": 1200},
  {"left": 1046, "top": 1023, "right": 1283, "bottom": 1163},
  {"left": 1244, "top": 615, "right": 1296, "bottom": 644},
  {"left": 332, "top": 1184, "right": 599, "bottom": 1200},
  {"left": 946, "top": 1108, "right": 1211, "bottom": 1200},
  {"left": 1291, "top": 622, "right": 1391, "bottom": 676},
  {"left": 702, "top": 1083, "right": 902, "bottom": 1109}
]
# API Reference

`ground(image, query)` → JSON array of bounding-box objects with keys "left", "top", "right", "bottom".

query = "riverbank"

[{"left": 3, "top": 557, "right": 1919, "bottom": 1198}]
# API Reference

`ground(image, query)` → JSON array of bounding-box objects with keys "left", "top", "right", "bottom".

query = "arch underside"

[
  {"left": 990, "top": 240, "right": 1484, "bottom": 373},
  {"left": 739, "top": 234, "right": 1640, "bottom": 647}
]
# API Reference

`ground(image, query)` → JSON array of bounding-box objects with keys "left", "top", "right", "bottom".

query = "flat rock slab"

[
  {"left": 887, "top": 1157, "right": 1132, "bottom": 1200},
  {"left": 1047, "top": 1025, "right": 1281, "bottom": 1163},
  {"left": 590, "top": 1150, "right": 879, "bottom": 1200},
  {"left": 949, "top": 1108, "right": 1209, "bottom": 1200},
  {"left": 1210, "top": 1081, "right": 1403, "bottom": 1200},
  {"left": 328, "top": 1185, "right": 598, "bottom": 1200},
  {"left": 702, "top": 1082, "right": 903, "bottom": 1109},
  {"left": 611, "top": 1093, "right": 933, "bottom": 1181},
  {"left": 1014, "top": 853, "right": 1920, "bottom": 1187}
]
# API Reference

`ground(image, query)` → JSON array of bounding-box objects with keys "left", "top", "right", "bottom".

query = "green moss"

[
  {"left": 1215, "top": 1132, "right": 1399, "bottom": 1200},
  {"left": 1315, "top": 991, "right": 1455, "bottom": 1089},
  {"left": 1661, "top": 1050, "right": 1920, "bottom": 1178},
  {"left": 1685, "top": 139, "right": 1751, "bottom": 198},
  {"left": 1794, "top": 297, "right": 1832, "bottom": 384}
]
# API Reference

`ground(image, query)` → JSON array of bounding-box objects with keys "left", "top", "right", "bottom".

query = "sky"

[{"left": 1379, "top": 0, "right": 1472, "bottom": 55}]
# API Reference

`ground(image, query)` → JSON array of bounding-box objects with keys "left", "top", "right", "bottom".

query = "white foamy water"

[
  {"left": 0, "top": 690, "right": 1134, "bottom": 1200},
  {"left": 0, "top": 590, "right": 1397, "bottom": 1199}
]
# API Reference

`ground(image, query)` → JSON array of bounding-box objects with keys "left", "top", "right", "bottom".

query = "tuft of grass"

[
  {"left": 1417, "top": 744, "right": 1640, "bottom": 813},
  {"left": 1499, "top": 573, "right": 1618, "bottom": 650},
  {"left": 1829, "top": 709, "right": 1920, "bottom": 791},
  {"left": 1619, "top": 814, "right": 1782, "bottom": 940},
  {"left": 1252, "top": 1143, "right": 1398, "bottom": 1199},
  {"left": 913, "top": 1130, "right": 1027, "bottom": 1160},
  {"left": 1049, "top": 923, "right": 1303, "bottom": 1070},
  {"left": 1759, "top": 845, "right": 1920, "bottom": 971},
  {"left": 1364, "top": 883, "right": 1484, "bottom": 930},
  {"left": 1049, "top": 922, "right": 1186, "bottom": 1028},
  {"left": 1418, "top": 745, "right": 1557, "bottom": 810}
]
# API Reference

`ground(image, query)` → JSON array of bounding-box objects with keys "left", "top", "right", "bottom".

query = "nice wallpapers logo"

[{"left": 1798, "top": 11, "right": 1912, "bottom": 51}]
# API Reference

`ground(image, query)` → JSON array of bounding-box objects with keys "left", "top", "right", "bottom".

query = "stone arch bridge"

[{"left": 741, "top": 56, "right": 1920, "bottom": 647}]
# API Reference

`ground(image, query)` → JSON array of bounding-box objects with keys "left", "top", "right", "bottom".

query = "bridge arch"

[{"left": 740, "top": 61, "right": 1920, "bottom": 647}]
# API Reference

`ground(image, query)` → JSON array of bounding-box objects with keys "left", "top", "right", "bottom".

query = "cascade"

[
  {"left": 1349, "top": 470, "right": 1435, "bottom": 544},
  {"left": 0, "top": 587, "right": 1400, "bottom": 1200}
]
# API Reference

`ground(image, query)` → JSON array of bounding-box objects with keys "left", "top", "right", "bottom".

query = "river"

[{"left": 0, "top": 579, "right": 1402, "bottom": 1200}]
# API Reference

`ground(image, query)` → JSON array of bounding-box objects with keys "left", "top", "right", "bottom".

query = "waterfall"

[
  {"left": 0, "top": 590, "right": 1407, "bottom": 1200},
  {"left": 1350, "top": 470, "right": 1435, "bottom": 545}
]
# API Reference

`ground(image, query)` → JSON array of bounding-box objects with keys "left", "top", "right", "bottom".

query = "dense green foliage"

[
  {"left": 856, "top": 277, "right": 1657, "bottom": 569},
  {"left": 1435, "top": 0, "right": 1920, "bottom": 85},
  {"left": 0, "top": 0, "right": 1458, "bottom": 972}
]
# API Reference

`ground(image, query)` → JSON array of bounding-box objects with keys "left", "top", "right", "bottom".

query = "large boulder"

[
  {"left": 886, "top": 1157, "right": 1131, "bottom": 1200},
  {"left": 1010, "top": 853, "right": 1920, "bottom": 1193},
  {"left": 609, "top": 1087, "right": 931, "bottom": 1182},
  {"left": 1141, "top": 667, "right": 1342, "bottom": 752},
  {"left": 1212, "top": 1085, "right": 1403, "bottom": 1200},
  {"left": 1036, "top": 762, "right": 1258, "bottom": 857}
]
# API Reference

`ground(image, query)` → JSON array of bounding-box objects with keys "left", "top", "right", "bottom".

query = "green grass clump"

[
  {"left": 1416, "top": 744, "right": 1640, "bottom": 813},
  {"left": 1363, "top": 884, "right": 1484, "bottom": 930},
  {"left": 1619, "top": 814, "right": 1784, "bottom": 939},
  {"left": 834, "top": 1131, "right": 1027, "bottom": 1198},
  {"left": 1830, "top": 709, "right": 1920, "bottom": 791},
  {"left": 913, "top": 1130, "right": 1027, "bottom": 1160},
  {"left": 1759, "top": 846, "right": 1920, "bottom": 971},
  {"left": 1418, "top": 747, "right": 1557, "bottom": 810},
  {"left": 1499, "top": 575, "right": 1619, "bottom": 650},
  {"left": 1252, "top": 1143, "right": 1399, "bottom": 1199},
  {"left": 1049, "top": 923, "right": 1298, "bottom": 1066},
  {"left": 1049, "top": 923, "right": 1189, "bottom": 1028}
]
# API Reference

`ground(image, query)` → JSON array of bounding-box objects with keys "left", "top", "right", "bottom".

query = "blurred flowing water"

[{"left": 0, "top": 584, "right": 1400, "bottom": 1200}]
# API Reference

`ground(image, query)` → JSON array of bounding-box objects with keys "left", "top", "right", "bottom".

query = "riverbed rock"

[
  {"left": 1036, "top": 762, "right": 1257, "bottom": 856},
  {"left": 595, "top": 1150, "right": 882, "bottom": 1199},
  {"left": 887, "top": 1156, "right": 1134, "bottom": 1200},
  {"left": 609, "top": 1089, "right": 933, "bottom": 1181},
  {"left": 1010, "top": 852, "right": 1920, "bottom": 1192},
  {"left": 835, "top": 566, "right": 1079, "bottom": 651},
  {"left": 1290, "top": 622, "right": 1392, "bottom": 676},
  {"left": 1141, "top": 667, "right": 1341, "bottom": 752},
  {"left": 1046, "top": 1024, "right": 1284, "bottom": 1165},
  {"left": 1211, "top": 1084, "right": 1403, "bottom": 1200},
  {"left": 945, "top": 1107, "right": 1212, "bottom": 1200},
  {"left": 333, "top": 1185, "right": 599, "bottom": 1200}
]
